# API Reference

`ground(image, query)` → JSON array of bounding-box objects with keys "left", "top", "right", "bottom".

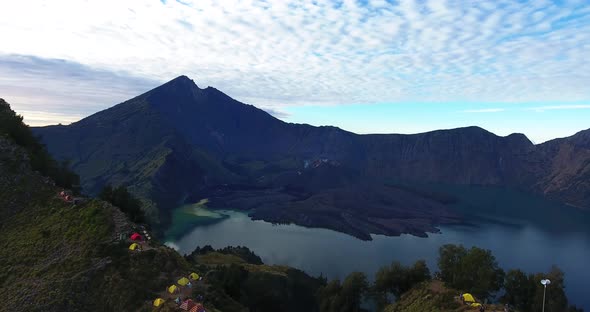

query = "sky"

[{"left": 0, "top": 0, "right": 589, "bottom": 143}]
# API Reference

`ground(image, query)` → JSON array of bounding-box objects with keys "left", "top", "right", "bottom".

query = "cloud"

[
  {"left": 0, "top": 0, "right": 589, "bottom": 124},
  {"left": 526, "top": 104, "right": 590, "bottom": 112},
  {"left": 13, "top": 110, "right": 85, "bottom": 127},
  {"left": 0, "top": 54, "right": 159, "bottom": 125},
  {"left": 260, "top": 107, "right": 291, "bottom": 119},
  {"left": 461, "top": 108, "right": 506, "bottom": 113}
]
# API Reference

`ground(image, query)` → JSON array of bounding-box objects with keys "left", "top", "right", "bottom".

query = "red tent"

[{"left": 130, "top": 233, "right": 143, "bottom": 241}]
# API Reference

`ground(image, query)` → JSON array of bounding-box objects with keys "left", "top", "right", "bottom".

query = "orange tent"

[
  {"left": 180, "top": 299, "right": 196, "bottom": 311},
  {"left": 189, "top": 303, "right": 205, "bottom": 312}
]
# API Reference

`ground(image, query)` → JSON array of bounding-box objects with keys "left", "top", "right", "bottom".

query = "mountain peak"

[
  {"left": 164, "top": 75, "right": 198, "bottom": 88},
  {"left": 142, "top": 75, "right": 202, "bottom": 105}
]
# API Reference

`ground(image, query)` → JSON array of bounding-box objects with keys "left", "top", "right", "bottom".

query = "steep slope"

[
  {"left": 359, "top": 128, "right": 539, "bottom": 186},
  {"left": 534, "top": 129, "right": 590, "bottom": 208},
  {"left": 0, "top": 135, "right": 191, "bottom": 311},
  {"left": 31, "top": 76, "right": 590, "bottom": 240},
  {"left": 34, "top": 88, "right": 235, "bottom": 225},
  {"left": 142, "top": 76, "right": 362, "bottom": 162}
]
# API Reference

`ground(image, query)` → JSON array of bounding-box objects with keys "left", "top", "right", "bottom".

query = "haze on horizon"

[{"left": 1, "top": 0, "right": 589, "bottom": 143}]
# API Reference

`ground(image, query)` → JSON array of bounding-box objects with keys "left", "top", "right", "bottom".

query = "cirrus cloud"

[{"left": 526, "top": 104, "right": 590, "bottom": 112}]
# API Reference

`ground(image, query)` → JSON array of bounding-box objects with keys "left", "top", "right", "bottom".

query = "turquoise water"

[{"left": 168, "top": 187, "right": 590, "bottom": 309}]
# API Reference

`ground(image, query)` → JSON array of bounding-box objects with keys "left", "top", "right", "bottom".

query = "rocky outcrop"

[{"left": 533, "top": 129, "right": 590, "bottom": 207}]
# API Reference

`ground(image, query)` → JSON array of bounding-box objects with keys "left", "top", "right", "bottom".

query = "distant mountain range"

[{"left": 33, "top": 76, "right": 590, "bottom": 239}]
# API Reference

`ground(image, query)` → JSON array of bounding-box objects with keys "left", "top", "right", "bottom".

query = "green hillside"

[{"left": 0, "top": 99, "right": 194, "bottom": 311}]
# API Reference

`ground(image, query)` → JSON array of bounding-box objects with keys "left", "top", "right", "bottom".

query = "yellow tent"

[
  {"left": 167, "top": 285, "right": 178, "bottom": 294},
  {"left": 189, "top": 272, "right": 200, "bottom": 280},
  {"left": 462, "top": 293, "right": 476, "bottom": 303},
  {"left": 153, "top": 298, "right": 165, "bottom": 307},
  {"left": 470, "top": 303, "right": 482, "bottom": 307},
  {"left": 177, "top": 277, "right": 190, "bottom": 286},
  {"left": 129, "top": 243, "right": 140, "bottom": 250}
]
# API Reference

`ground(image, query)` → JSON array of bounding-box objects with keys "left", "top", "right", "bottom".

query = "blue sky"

[
  {"left": 285, "top": 101, "right": 590, "bottom": 143},
  {"left": 0, "top": 0, "right": 589, "bottom": 142}
]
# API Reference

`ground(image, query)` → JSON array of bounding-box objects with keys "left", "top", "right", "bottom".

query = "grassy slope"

[
  {"left": 385, "top": 281, "right": 509, "bottom": 312},
  {"left": 0, "top": 135, "right": 316, "bottom": 312},
  {"left": 195, "top": 252, "right": 291, "bottom": 277},
  {"left": 187, "top": 250, "right": 325, "bottom": 312},
  {"left": 0, "top": 135, "right": 197, "bottom": 312}
]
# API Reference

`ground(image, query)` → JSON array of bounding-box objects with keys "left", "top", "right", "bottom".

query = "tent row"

[
  {"left": 153, "top": 272, "right": 203, "bottom": 310},
  {"left": 166, "top": 273, "right": 200, "bottom": 294}
]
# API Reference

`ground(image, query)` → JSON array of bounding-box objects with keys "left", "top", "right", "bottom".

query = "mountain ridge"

[{"left": 30, "top": 76, "right": 590, "bottom": 239}]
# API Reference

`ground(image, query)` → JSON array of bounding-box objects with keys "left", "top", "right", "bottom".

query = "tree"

[
  {"left": 502, "top": 269, "right": 535, "bottom": 311},
  {"left": 0, "top": 99, "right": 80, "bottom": 192},
  {"left": 374, "top": 261, "right": 404, "bottom": 300},
  {"left": 461, "top": 246, "right": 505, "bottom": 298},
  {"left": 530, "top": 267, "right": 568, "bottom": 312},
  {"left": 340, "top": 272, "right": 369, "bottom": 312},
  {"left": 502, "top": 266, "right": 576, "bottom": 312},
  {"left": 407, "top": 260, "right": 431, "bottom": 291},
  {"left": 318, "top": 280, "right": 343, "bottom": 312},
  {"left": 374, "top": 260, "right": 431, "bottom": 301},
  {"left": 51, "top": 159, "right": 81, "bottom": 193},
  {"left": 437, "top": 244, "right": 467, "bottom": 286},
  {"left": 318, "top": 272, "right": 368, "bottom": 312},
  {"left": 372, "top": 260, "right": 431, "bottom": 310},
  {"left": 99, "top": 185, "right": 145, "bottom": 223},
  {"left": 437, "top": 244, "right": 504, "bottom": 299}
]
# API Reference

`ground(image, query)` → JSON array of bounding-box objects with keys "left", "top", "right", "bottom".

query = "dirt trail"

[{"left": 110, "top": 203, "right": 134, "bottom": 241}]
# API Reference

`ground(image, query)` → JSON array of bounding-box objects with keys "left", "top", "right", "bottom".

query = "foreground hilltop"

[{"left": 32, "top": 76, "right": 590, "bottom": 239}]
